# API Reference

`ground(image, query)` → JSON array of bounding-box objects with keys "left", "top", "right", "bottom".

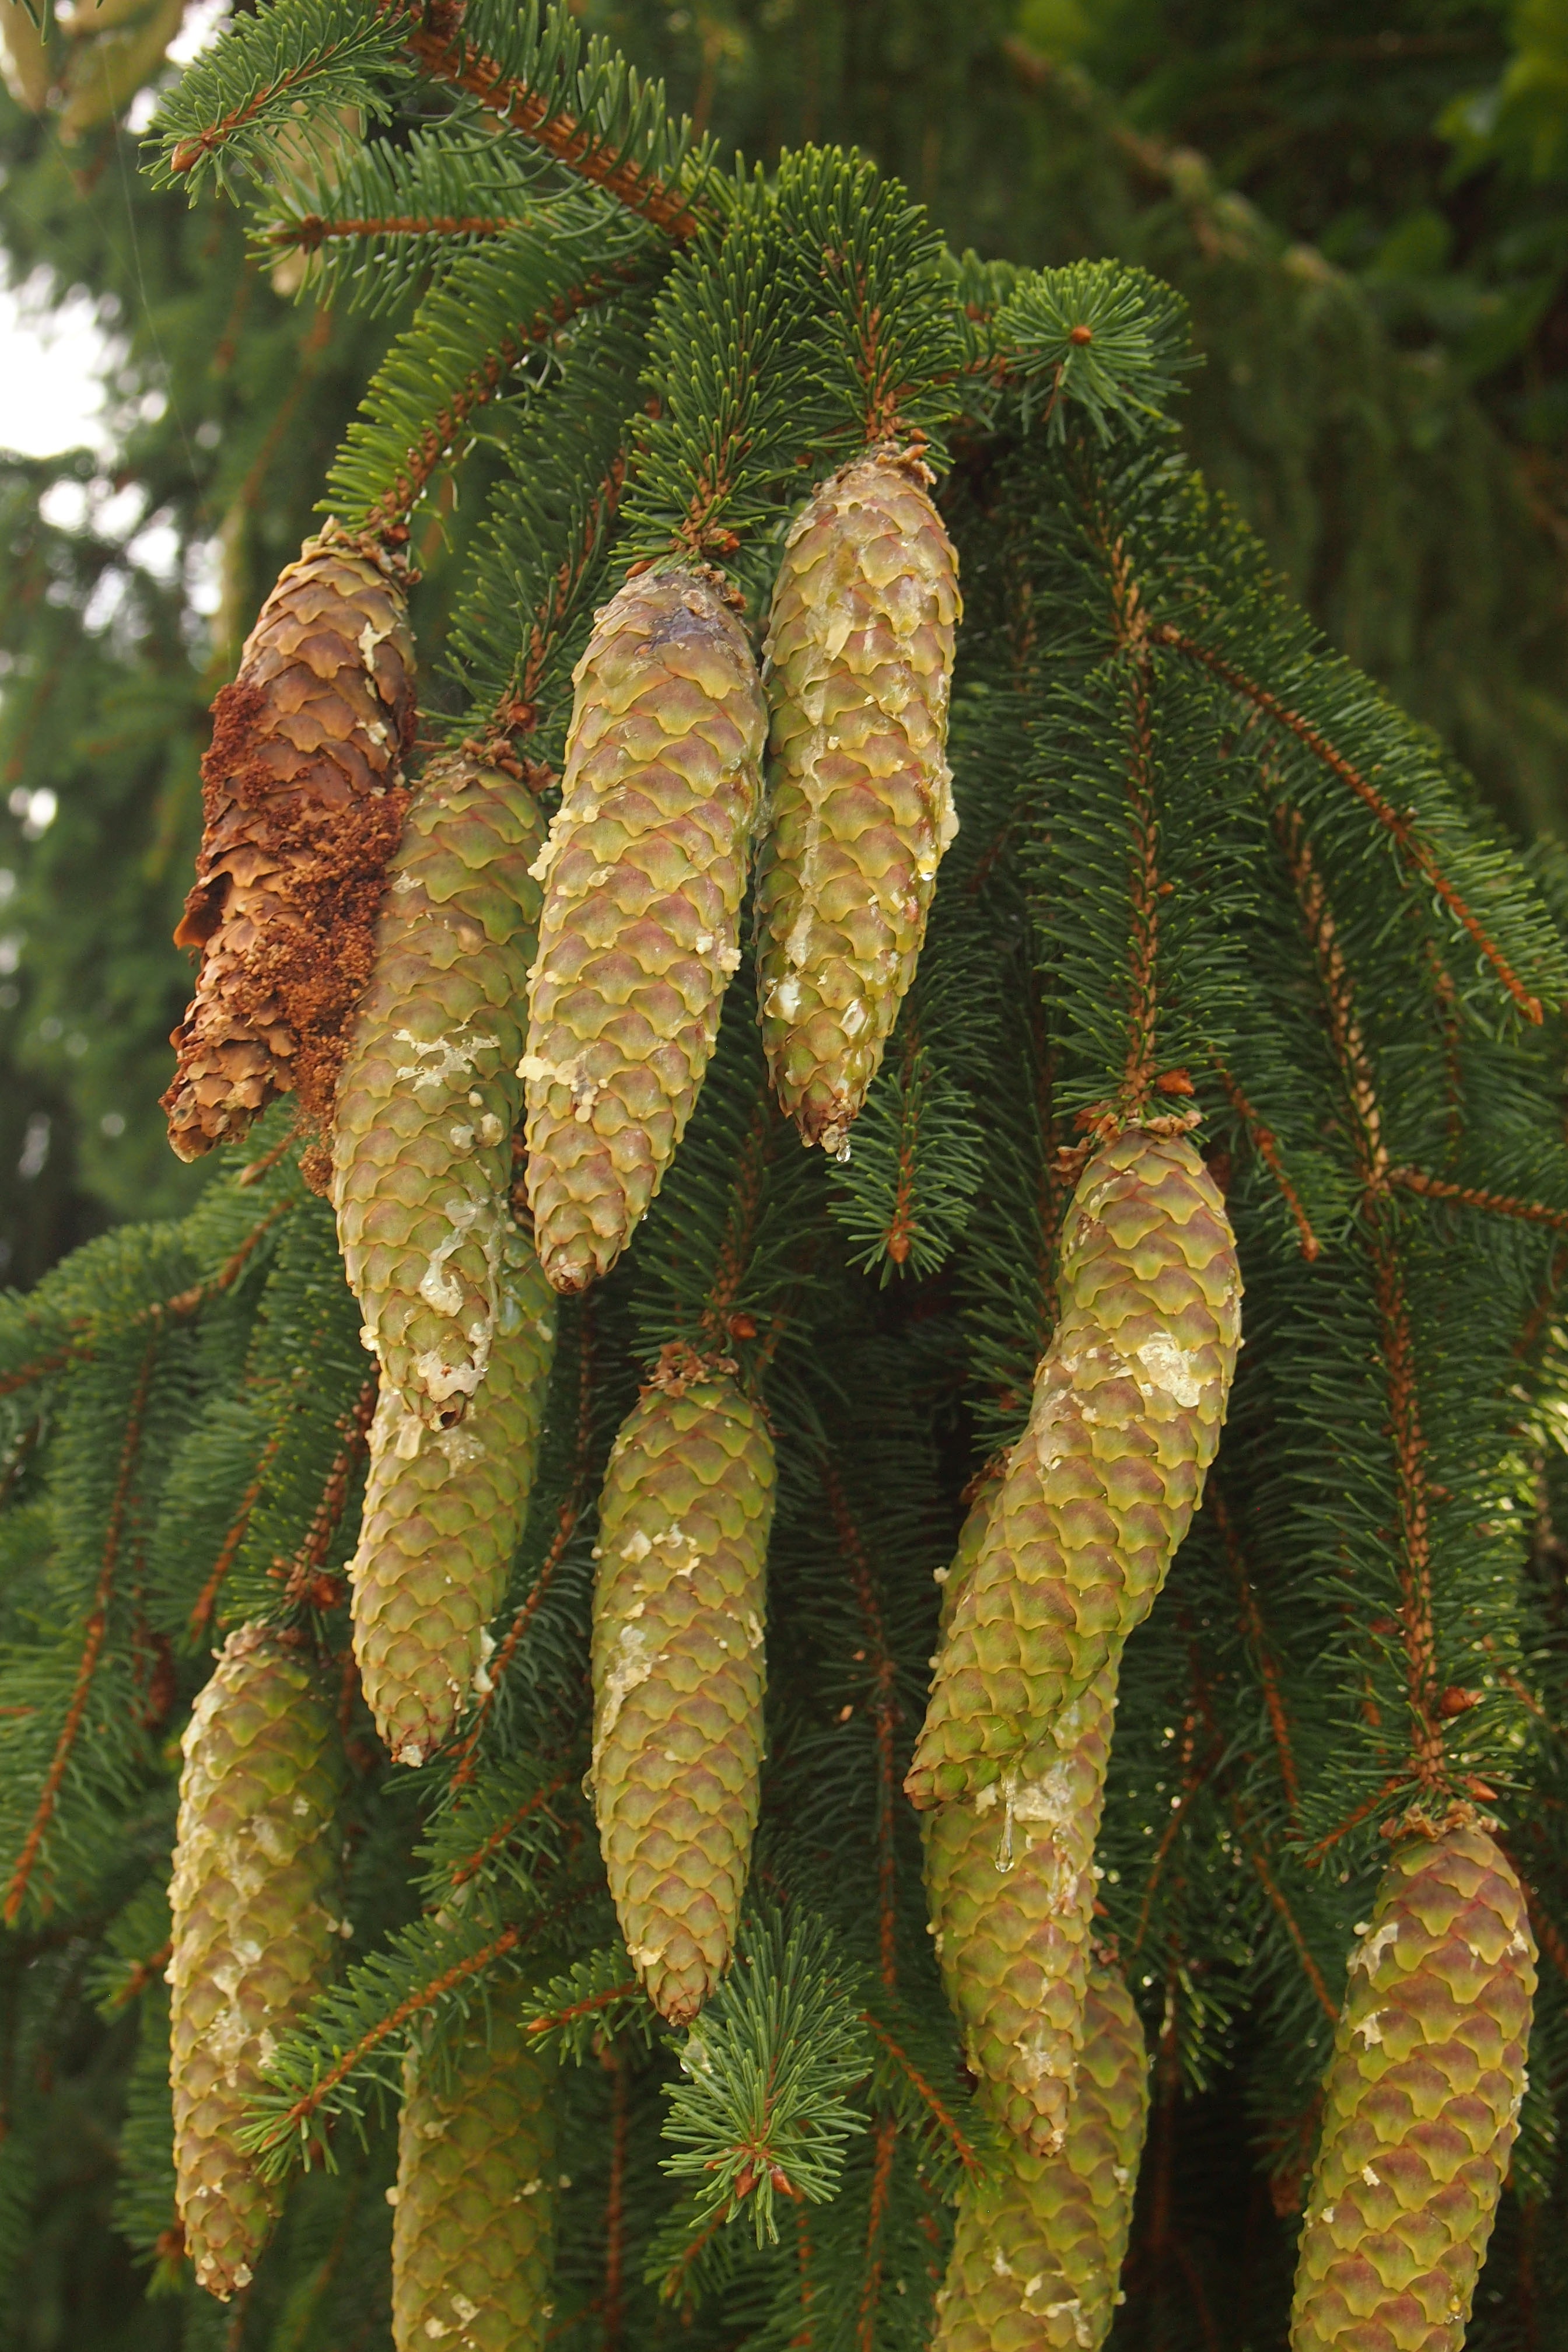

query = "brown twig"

[
  {"left": 4, "top": 1336, "right": 157, "bottom": 1924},
  {"left": 1212, "top": 1484, "right": 1300, "bottom": 1823},
  {"left": 822, "top": 1464, "right": 901, "bottom": 1994},
  {"left": 855, "top": 2113, "right": 897, "bottom": 2352},
  {"left": 359, "top": 265, "right": 644, "bottom": 537},
  {"left": 1387, "top": 1166, "right": 1568, "bottom": 1237},
  {"left": 1210, "top": 1057, "right": 1320, "bottom": 1259},
  {"left": 449, "top": 1312, "right": 597, "bottom": 1786},
  {"left": 1161, "top": 625, "right": 1545, "bottom": 1022},
  {"left": 401, "top": 20, "right": 702, "bottom": 239},
  {"left": 860, "top": 2011, "right": 983, "bottom": 2179},
  {"left": 266, "top": 1924, "right": 524, "bottom": 2147}
]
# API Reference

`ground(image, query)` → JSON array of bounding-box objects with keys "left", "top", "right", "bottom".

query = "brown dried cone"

[
  {"left": 167, "top": 1626, "right": 346, "bottom": 2300},
  {"left": 591, "top": 1350, "right": 775, "bottom": 2023},
  {"left": 907, "top": 1128, "right": 1240, "bottom": 1809},
  {"left": 332, "top": 751, "right": 545, "bottom": 1423},
  {"left": 1289, "top": 1812, "right": 1536, "bottom": 2352},
  {"left": 754, "top": 448, "right": 961, "bottom": 1154},
  {"left": 521, "top": 568, "right": 766, "bottom": 1293},
  {"left": 163, "top": 522, "right": 417, "bottom": 1161},
  {"left": 349, "top": 1227, "right": 556, "bottom": 1766},
  {"left": 933, "top": 1960, "right": 1150, "bottom": 2351},
  {"left": 391, "top": 1985, "right": 556, "bottom": 2352}
]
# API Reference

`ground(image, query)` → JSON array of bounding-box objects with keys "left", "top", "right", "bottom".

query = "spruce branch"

[
  {"left": 1387, "top": 1165, "right": 1568, "bottom": 1235},
  {"left": 400, "top": 1, "right": 707, "bottom": 241},
  {"left": 151, "top": 0, "right": 405, "bottom": 199},
  {"left": 820, "top": 1464, "right": 903, "bottom": 1996},
  {"left": 660, "top": 1909, "right": 870, "bottom": 2247},
  {"left": 517, "top": 1947, "right": 656, "bottom": 2063},
  {"left": 1167, "top": 625, "right": 1552, "bottom": 1023},
  {"left": 1211, "top": 1057, "right": 1321, "bottom": 1260},
  {"left": 995, "top": 258, "right": 1194, "bottom": 442},
  {"left": 1, "top": 1334, "right": 156, "bottom": 1927}
]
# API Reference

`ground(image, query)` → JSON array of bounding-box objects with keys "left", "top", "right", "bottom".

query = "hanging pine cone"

[
  {"left": 521, "top": 568, "right": 766, "bottom": 1294},
  {"left": 167, "top": 1626, "right": 346, "bottom": 2300},
  {"left": 755, "top": 449, "right": 961, "bottom": 1155},
  {"left": 332, "top": 750, "right": 545, "bottom": 1424},
  {"left": 163, "top": 523, "right": 416, "bottom": 1161},
  {"left": 933, "top": 1961, "right": 1149, "bottom": 2351},
  {"left": 590, "top": 1349, "right": 774, "bottom": 2024},
  {"left": 907, "top": 1128, "right": 1240, "bottom": 1808},
  {"left": 349, "top": 1228, "right": 556, "bottom": 1766},
  {"left": 391, "top": 1985, "right": 556, "bottom": 2352},
  {"left": 1289, "top": 1812, "right": 1535, "bottom": 2352},
  {"left": 926, "top": 1659, "right": 1119, "bottom": 2158}
]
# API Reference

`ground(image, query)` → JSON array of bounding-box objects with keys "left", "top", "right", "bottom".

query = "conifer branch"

[
  {"left": 356, "top": 263, "right": 643, "bottom": 538},
  {"left": 1160, "top": 625, "right": 1546, "bottom": 1022},
  {"left": 859, "top": 2010, "right": 983, "bottom": 2179},
  {"left": 1212, "top": 1485, "right": 1301, "bottom": 1823},
  {"left": 276, "top": 1376, "right": 377, "bottom": 1610},
  {"left": 1300, "top": 1775, "right": 1413, "bottom": 1868},
  {"left": 522, "top": 1975, "right": 640, "bottom": 2039},
  {"left": 449, "top": 1312, "right": 597, "bottom": 1784},
  {"left": 186, "top": 1432, "right": 283, "bottom": 1646},
  {"left": 1230, "top": 1804, "right": 1338, "bottom": 2024},
  {"left": 0, "top": 1198, "right": 296, "bottom": 1399},
  {"left": 821, "top": 1464, "right": 901, "bottom": 1993},
  {"left": 104, "top": 1940, "right": 174, "bottom": 2013},
  {"left": 1211, "top": 1058, "right": 1321, "bottom": 1259},
  {"left": 601, "top": 2050, "right": 629, "bottom": 2342},
  {"left": 489, "top": 445, "right": 629, "bottom": 744},
  {"left": 699, "top": 1091, "right": 775, "bottom": 1354},
  {"left": 446, "top": 1766, "right": 574, "bottom": 1891},
  {"left": 1367, "top": 1216, "right": 1447, "bottom": 1793},
  {"left": 398, "top": 19, "right": 702, "bottom": 240},
  {"left": 2, "top": 1336, "right": 156, "bottom": 1926},
  {"left": 1387, "top": 1166, "right": 1568, "bottom": 1236},
  {"left": 258, "top": 1922, "right": 524, "bottom": 2154},
  {"left": 1275, "top": 805, "right": 1387, "bottom": 1179},
  {"left": 856, "top": 2113, "right": 898, "bottom": 2351},
  {"left": 266, "top": 211, "right": 516, "bottom": 253},
  {"left": 1130, "top": 1720, "right": 1223, "bottom": 1952}
]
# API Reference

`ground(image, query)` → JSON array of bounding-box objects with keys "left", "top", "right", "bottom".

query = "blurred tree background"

[{"left": 2, "top": 0, "right": 1567, "bottom": 1294}]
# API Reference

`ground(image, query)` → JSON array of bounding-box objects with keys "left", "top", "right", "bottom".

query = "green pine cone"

[
  {"left": 933, "top": 1961, "right": 1150, "bottom": 2351},
  {"left": 349, "top": 1227, "right": 556, "bottom": 1766},
  {"left": 926, "top": 1660, "right": 1119, "bottom": 2158},
  {"left": 755, "top": 449, "right": 961, "bottom": 1154},
  {"left": 391, "top": 1985, "right": 556, "bottom": 2352},
  {"left": 521, "top": 568, "right": 766, "bottom": 1294},
  {"left": 167, "top": 1626, "right": 346, "bottom": 2300},
  {"left": 332, "top": 751, "right": 547, "bottom": 1423},
  {"left": 591, "top": 1355, "right": 775, "bottom": 2024},
  {"left": 907, "top": 1128, "right": 1240, "bottom": 1808},
  {"left": 1290, "top": 1817, "right": 1536, "bottom": 2352}
]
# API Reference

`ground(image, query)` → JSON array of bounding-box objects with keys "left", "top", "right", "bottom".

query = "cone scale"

[
  {"left": 933, "top": 1961, "right": 1150, "bottom": 2351},
  {"left": 391, "top": 1988, "right": 556, "bottom": 2352},
  {"left": 332, "top": 750, "right": 547, "bottom": 1424},
  {"left": 907, "top": 1127, "right": 1241, "bottom": 1808},
  {"left": 163, "top": 524, "right": 417, "bottom": 1160},
  {"left": 1289, "top": 1815, "right": 1536, "bottom": 2352},
  {"left": 521, "top": 568, "right": 766, "bottom": 1294},
  {"left": 755, "top": 449, "right": 961, "bottom": 1154},
  {"left": 348, "top": 1230, "right": 556, "bottom": 1767},
  {"left": 590, "top": 1354, "right": 775, "bottom": 2024},
  {"left": 167, "top": 1627, "right": 346, "bottom": 2300}
]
